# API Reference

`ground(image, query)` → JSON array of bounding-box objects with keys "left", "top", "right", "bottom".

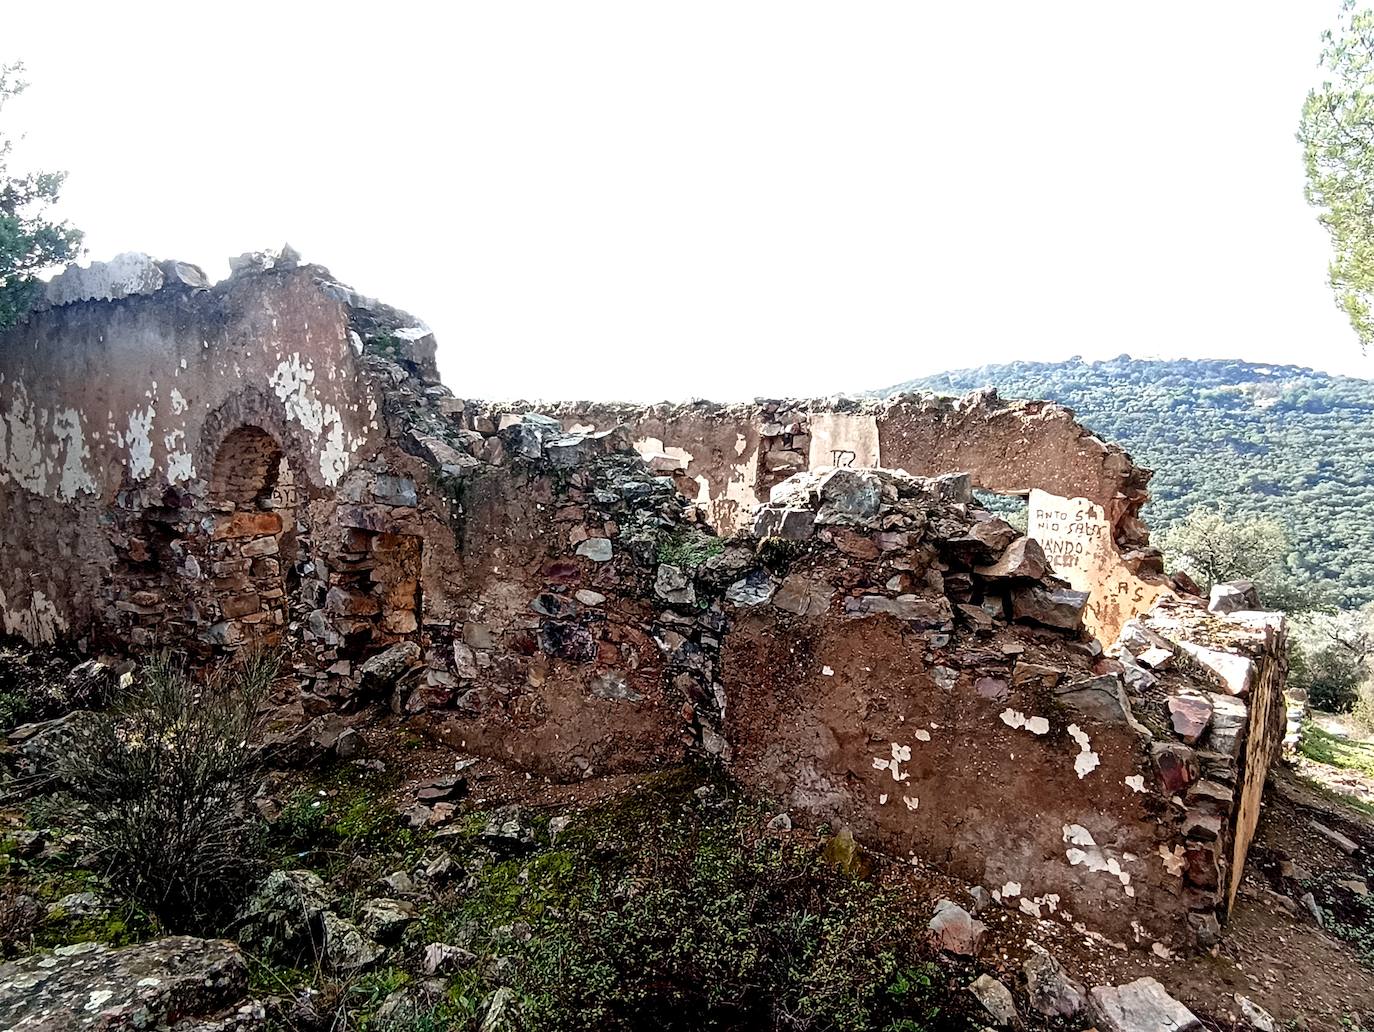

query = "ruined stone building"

[{"left": 0, "top": 252, "right": 1288, "bottom": 954}]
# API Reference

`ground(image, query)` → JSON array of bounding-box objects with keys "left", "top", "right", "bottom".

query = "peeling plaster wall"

[
  {"left": 0, "top": 267, "right": 378, "bottom": 643},
  {"left": 716, "top": 512, "right": 1289, "bottom": 949},
  {"left": 0, "top": 256, "right": 1290, "bottom": 953},
  {"left": 723, "top": 610, "right": 1184, "bottom": 945}
]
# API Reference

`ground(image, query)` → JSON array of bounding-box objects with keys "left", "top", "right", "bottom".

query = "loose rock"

[
  {"left": 927, "top": 898, "right": 986, "bottom": 956},
  {"left": 1023, "top": 945, "right": 1085, "bottom": 1019},
  {"left": 1087, "top": 977, "right": 1201, "bottom": 1032},
  {"left": 968, "top": 973, "right": 1018, "bottom": 1027},
  {"left": 422, "top": 942, "right": 477, "bottom": 976},
  {"left": 0, "top": 937, "right": 253, "bottom": 1031}
]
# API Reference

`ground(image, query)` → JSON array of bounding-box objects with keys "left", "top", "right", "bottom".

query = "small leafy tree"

[
  {"left": 58, "top": 650, "right": 278, "bottom": 933},
  {"left": 1299, "top": 1, "right": 1374, "bottom": 348},
  {"left": 1160, "top": 507, "right": 1291, "bottom": 591},
  {"left": 1290, "top": 605, "right": 1374, "bottom": 712},
  {"left": 0, "top": 61, "right": 82, "bottom": 330}
]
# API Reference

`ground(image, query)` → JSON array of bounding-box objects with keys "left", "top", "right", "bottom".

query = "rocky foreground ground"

[{"left": 0, "top": 646, "right": 1371, "bottom": 1032}]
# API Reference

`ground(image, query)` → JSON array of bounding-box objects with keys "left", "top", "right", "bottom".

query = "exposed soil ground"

[
  {"left": 378, "top": 711, "right": 1374, "bottom": 1032},
  {"left": 5, "top": 657, "right": 1374, "bottom": 1031}
]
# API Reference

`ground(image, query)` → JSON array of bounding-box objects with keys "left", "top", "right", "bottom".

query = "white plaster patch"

[
  {"left": 914, "top": 728, "right": 931, "bottom": 742},
  {"left": 270, "top": 354, "right": 323, "bottom": 432},
  {"left": 634, "top": 436, "right": 693, "bottom": 473},
  {"left": 1066, "top": 723, "right": 1100, "bottom": 779},
  {"left": 0, "top": 587, "right": 69, "bottom": 645},
  {"left": 0, "top": 379, "right": 97, "bottom": 498},
  {"left": 268, "top": 352, "right": 366, "bottom": 486},
  {"left": 822, "top": 665, "right": 834, "bottom": 676},
  {"left": 1000, "top": 708, "right": 1049, "bottom": 735},
  {"left": 1034, "top": 892, "right": 1061, "bottom": 913},
  {"left": 166, "top": 449, "right": 196, "bottom": 483},
  {"left": 872, "top": 742, "right": 912, "bottom": 782},
  {"left": 320, "top": 415, "right": 352, "bottom": 485},
  {"left": 85, "top": 989, "right": 114, "bottom": 1013},
  {"left": 1001, "top": 881, "right": 1021, "bottom": 898},
  {"left": 903, "top": 795, "right": 919, "bottom": 811},
  {"left": 1124, "top": 774, "right": 1146, "bottom": 793},
  {"left": 693, "top": 474, "right": 711, "bottom": 505},
  {"left": 52, "top": 407, "right": 96, "bottom": 499},
  {"left": 162, "top": 426, "right": 195, "bottom": 484},
  {"left": 124, "top": 406, "right": 155, "bottom": 480},
  {"left": 0, "top": 378, "right": 42, "bottom": 492},
  {"left": 1158, "top": 844, "right": 1187, "bottom": 877},
  {"left": 170, "top": 388, "right": 188, "bottom": 415},
  {"left": 1062, "top": 823, "right": 1134, "bottom": 895}
]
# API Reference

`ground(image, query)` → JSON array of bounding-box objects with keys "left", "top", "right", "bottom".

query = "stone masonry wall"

[
  {"left": 0, "top": 253, "right": 1287, "bottom": 951},
  {"left": 716, "top": 466, "right": 1286, "bottom": 949},
  {"left": 454, "top": 395, "right": 1169, "bottom": 642},
  {"left": 0, "top": 254, "right": 383, "bottom": 647}
]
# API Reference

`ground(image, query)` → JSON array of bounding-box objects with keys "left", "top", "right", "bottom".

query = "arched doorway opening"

[{"left": 205, "top": 426, "right": 295, "bottom": 648}]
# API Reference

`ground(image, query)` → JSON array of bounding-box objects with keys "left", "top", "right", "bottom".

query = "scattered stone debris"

[{"left": 1023, "top": 944, "right": 1086, "bottom": 1019}]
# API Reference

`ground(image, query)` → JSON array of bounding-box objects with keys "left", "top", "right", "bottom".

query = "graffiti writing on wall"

[{"left": 1028, "top": 488, "right": 1165, "bottom": 643}]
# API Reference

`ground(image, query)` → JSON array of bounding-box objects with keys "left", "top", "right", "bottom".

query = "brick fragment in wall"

[
  {"left": 212, "top": 511, "right": 283, "bottom": 540},
  {"left": 240, "top": 536, "right": 280, "bottom": 558}
]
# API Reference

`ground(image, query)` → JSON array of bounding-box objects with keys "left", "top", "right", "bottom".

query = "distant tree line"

[{"left": 887, "top": 356, "right": 1374, "bottom": 717}]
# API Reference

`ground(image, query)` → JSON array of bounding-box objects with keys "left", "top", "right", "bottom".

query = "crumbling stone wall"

[
  {"left": 470, "top": 395, "right": 1147, "bottom": 541},
  {"left": 457, "top": 394, "right": 1167, "bottom": 641},
  {"left": 704, "top": 466, "right": 1286, "bottom": 949},
  {"left": 0, "top": 253, "right": 1287, "bottom": 951},
  {"left": 0, "top": 254, "right": 384, "bottom": 647}
]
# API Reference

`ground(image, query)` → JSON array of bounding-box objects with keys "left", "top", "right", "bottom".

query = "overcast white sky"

[{"left": 6, "top": 2, "right": 1372, "bottom": 399}]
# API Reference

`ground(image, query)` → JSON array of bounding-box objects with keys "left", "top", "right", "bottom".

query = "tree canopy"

[
  {"left": 0, "top": 61, "right": 81, "bottom": 330},
  {"left": 1290, "top": 604, "right": 1374, "bottom": 712},
  {"left": 1300, "top": 1, "right": 1374, "bottom": 348},
  {"left": 1158, "top": 508, "right": 1289, "bottom": 592},
  {"left": 885, "top": 356, "right": 1374, "bottom": 607}
]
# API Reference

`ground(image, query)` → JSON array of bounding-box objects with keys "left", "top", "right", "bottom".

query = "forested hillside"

[{"left": 883, "top": 357, "right": 1374, "bottom": 606}]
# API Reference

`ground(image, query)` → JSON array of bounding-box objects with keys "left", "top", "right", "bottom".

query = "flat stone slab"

[
  {"left": 0, "top": 936, "right": 251, "bottom": 1030},
  {"left": 1088, "top": 977, "right": 1201, "bottom": 1032}
]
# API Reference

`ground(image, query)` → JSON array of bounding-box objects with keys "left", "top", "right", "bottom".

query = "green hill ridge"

[{"left": 882, "top": 356, "right": 1374, "bottom": 607}]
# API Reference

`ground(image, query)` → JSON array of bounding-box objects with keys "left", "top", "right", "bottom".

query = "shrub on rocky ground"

[
  {"left": 240, "top": 764, "right": 968, "bottom": 1032},
  {"left": 55, "top": 649, "right": 278, "bottom": 934},
  {"left": 395, "top": 770, "right": 965, "bottom": 1032}
]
